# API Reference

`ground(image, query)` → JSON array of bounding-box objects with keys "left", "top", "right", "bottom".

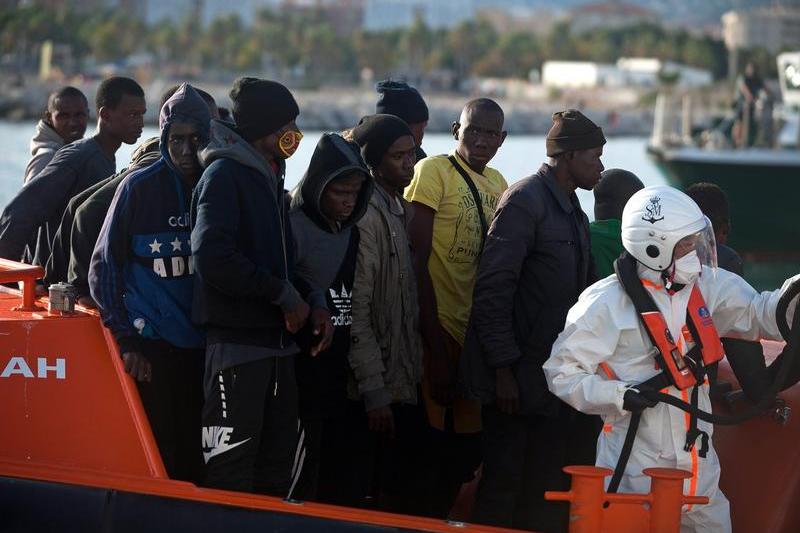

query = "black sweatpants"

[
  {"left": 290, "top": 401, "right": 376, "bottom": 506},
  {"left": 295, "top": 401, "right": 436, "bottom": 514},
  {"left": 135, "top": 339, "right": 205, "bottom": 483},
  {"left": 472, "top": 404, "right": 601, "bottom": 533},
  {"left": 202, "top": 355, "right": 298, "bottom": 496}
]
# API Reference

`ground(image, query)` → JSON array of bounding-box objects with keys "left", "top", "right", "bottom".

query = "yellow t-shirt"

[{"left": 404, "top": 150, "right": 508, "bottom": 346}]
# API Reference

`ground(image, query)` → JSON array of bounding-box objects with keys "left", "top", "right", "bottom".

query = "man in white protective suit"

[{"left": 543, "top": 185, "right": 799, "bottom": 532}]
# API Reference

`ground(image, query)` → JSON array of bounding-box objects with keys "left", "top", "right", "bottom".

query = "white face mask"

[{"left": 672, "top": 250, "right": 702, "bottom": 284}]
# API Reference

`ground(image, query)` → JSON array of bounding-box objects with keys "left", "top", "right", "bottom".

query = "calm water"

[{"left": 0, "top": 121, "right": 665, "bottom": 220}]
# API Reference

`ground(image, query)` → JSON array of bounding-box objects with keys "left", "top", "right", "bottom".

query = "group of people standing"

[{"left": 2, "top": 73, "right": 798, "bottom": 533}]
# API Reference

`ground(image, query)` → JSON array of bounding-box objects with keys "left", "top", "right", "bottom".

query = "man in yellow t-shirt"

[{"left": 405, "top": 98, "right": 507, "bottom": 518}]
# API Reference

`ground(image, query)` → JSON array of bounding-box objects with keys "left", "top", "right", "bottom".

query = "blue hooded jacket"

[{"left": 89, "top": 84, "right": 211, "bottom": 353}]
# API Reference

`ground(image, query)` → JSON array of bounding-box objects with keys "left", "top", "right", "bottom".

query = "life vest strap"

[
  {"left": 614, "top": 252, "right": 724, "bottom": 390},
  {"left": 683, "top": 383, "right": 710, "bottom": 458}
]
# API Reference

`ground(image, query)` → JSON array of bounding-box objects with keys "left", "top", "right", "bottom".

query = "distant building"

[
  {"left": 132, "top": 0, "right": 363, "bottom": 31},
  {"left": 569, "top": 1, "right": 657, "bottom": 35},
  {"left": 722, "top": 5, "right": 800, "bottom": 54},
  {"left": 543, "top": 59, "right": 712, "bottom": 89},
  {"left": 617, "top": 57, "right": 712, "bottom": 88},
  {"left": 17, "top": 0, "right": 109, "bottom": 11},
  {"left": 282, "top": 0, "right": 365, "bottom": 37},
  {"left": 477, "top": 6, "right": 555, "bottom": 35},
  {"left": 141, "top": 0, "right": 277, "bottom": 26},
  {"left": 542, "top": 61, "right": 622, "bottom": 89},
  {"left": 363, "top": 0, "right": 475, "bottom": 30}
]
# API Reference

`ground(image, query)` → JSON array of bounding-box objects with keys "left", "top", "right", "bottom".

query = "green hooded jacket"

[{"left": 590, "top": 219, "right": 624, "bottom": 279}]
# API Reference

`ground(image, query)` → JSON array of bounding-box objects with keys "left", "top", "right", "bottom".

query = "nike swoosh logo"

[{"left": 203, "top": 437, "right": 251, "bottom": 463}]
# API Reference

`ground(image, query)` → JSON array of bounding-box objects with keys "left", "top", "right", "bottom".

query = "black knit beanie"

[
  {"left": 594, "top": 168, "right": 645, "bottom": 221},
  {"left": 546, "top": 109, "right": 606, "bottom": 157},
  {"left": 375, "top": 80, "right": 429, "bottom": 125},
  {"left": 351, "top": 114, "right": 413, "bottom": 168},
  {"left": 230, "top": 77, "right": 299, "bottom": 142}
]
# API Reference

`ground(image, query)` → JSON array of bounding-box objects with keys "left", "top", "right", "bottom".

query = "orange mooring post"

[
  {"left": 645, "top": 468, "right": 699, "bottom": 533},
  {"left": 546, "top": 465, "right": 709, "bottom": 533},
  {"left": 545, "top": 466, "right": 609, "bottom": 533}
]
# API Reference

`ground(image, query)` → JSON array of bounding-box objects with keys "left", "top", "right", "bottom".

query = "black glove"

[{"left": 623, "top": 389, "right": 658, "bottom": 413}]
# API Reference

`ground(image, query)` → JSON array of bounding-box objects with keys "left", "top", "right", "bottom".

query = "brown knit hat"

[{"left": 546, "top": 109, "right": 606, "bottom": 157}]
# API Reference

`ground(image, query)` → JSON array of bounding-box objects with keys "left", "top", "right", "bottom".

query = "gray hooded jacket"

[
  {"left": 290, "top": 132, "right": 372, "bottom": 308},
  {"left": 24, "top": 119, "right": 65, "bottom": 184}
]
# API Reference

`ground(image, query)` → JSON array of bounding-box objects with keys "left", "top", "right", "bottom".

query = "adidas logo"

[
  {"left": 329, "top": 284, "right": 353, "bottom": 327},
  {"left": 329, "top": 284, "right": 351, "bottom": 313}
]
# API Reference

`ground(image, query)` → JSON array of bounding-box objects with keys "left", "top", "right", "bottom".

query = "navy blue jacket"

[
  {"left": 89, "top": 84, "right": 211, "bottom": 354},
  {"left": 191, "top": 120, "right": 306, "bottom": 350}
]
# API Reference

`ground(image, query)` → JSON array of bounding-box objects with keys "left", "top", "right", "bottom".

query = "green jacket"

[{"left": 590, "top": 219, "right": 624, "bottom": 279}]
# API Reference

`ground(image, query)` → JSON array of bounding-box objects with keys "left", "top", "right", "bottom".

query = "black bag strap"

[
  {"left": 606, "top": 371, "right": 670, "bottom": 493},
  {"left": 446, "top": 155, "right": 489, "bottom": 252},
  {"left": 607, "top": 410, "right": 641, "bottom": 493},
  {"left": 684, "top": 383, "right": 710, "bottom": 458}
]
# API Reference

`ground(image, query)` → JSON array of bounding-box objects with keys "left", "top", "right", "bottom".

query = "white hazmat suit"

[
  {"left": 544, "top": 265, "right": 798, "bottom": 532},
  {"left": 543, "top": 186, "right": 799, "bottom": 533}
]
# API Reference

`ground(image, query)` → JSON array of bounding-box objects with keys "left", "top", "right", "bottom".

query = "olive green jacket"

[{"left": 347, "top": 185, "right": 423, "bottom": 411}]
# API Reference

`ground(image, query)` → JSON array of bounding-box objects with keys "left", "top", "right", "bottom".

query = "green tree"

[
  {"left": 0, "top": 5, "right": 738, "bottom": 83},
  {"left": 300, "top": 23, "right": 353, "bottom": 80},
  {"left": 542, "top": 21, "right": 577, "bottom": 60},
  {"left": 147, "top": 20, "right": 180, "bottom": 63},
  {"left": 402, "top": 12, "right": 432, "bottom": 74},
  {"left": 443, "top": 19, "right": 497, "bottom": 78},
  {"left": 199, "top": 14, "right": 246, "bottom": 68},
  {"left": 474, "top": 32, "right": 541, "bottom": 78},
  {"left": 353, "top": 30, "right": 399, "bottom": 78}
]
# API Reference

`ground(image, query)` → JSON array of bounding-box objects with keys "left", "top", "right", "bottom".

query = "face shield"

[{"left": 670, "top": 216, "right": 717, "bottom": 284}]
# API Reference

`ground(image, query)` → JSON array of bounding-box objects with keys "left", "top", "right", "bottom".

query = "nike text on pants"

[{"left": 202, "top": 353, "right": 298, "bottom": 495}]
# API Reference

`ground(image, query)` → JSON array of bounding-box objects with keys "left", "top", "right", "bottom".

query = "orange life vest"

[{"left": 639, "top": 284, "right": 724, "bottom": 390}]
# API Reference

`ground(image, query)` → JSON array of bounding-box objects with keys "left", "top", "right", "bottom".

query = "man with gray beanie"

[
  {"left": 463, "top": 109, "right": 605, "bottom": 531},
  {"left": 191, "top": 77, "right": 330, "bottom": 494},
  {"left": 590, "top": 168, "right": 645, "bottom": 278}
]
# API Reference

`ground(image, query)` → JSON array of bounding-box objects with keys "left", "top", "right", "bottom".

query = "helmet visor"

[{"left": 672, "top": 217, "right": 718, "bottom": 274}]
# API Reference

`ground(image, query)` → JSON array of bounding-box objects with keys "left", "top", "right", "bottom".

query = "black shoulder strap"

[
  {"left": 613, "top": 252, "right": 660, "bottom": 314},
  {"left": 614, "top": 252, "right": 684, "bottom": 380},
  {"left": 446, "top": 154, "right": 489, "bottom": 251}
]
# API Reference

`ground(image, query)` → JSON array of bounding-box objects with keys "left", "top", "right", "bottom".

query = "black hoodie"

[{"left": 289, "top": 133, "right": 372, "bottom": 418}]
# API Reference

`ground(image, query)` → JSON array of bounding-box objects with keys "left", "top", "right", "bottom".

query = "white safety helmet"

[{"left": 621, "top": 185, "right": 717, "bottom": 272}]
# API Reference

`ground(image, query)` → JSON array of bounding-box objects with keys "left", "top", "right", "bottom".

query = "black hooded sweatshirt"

[{"left": 289, "top": 133, "right": 373, "bottom": 418}]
